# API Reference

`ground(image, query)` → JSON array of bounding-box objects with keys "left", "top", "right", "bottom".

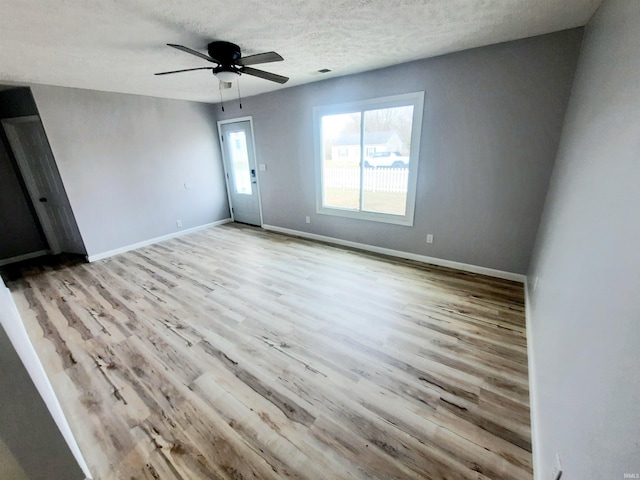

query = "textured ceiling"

[{"left": 0, "top": 0, "right": 601, "bottom": 104}]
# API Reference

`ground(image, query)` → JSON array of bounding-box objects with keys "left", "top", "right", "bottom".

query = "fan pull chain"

[
  {"left": 219, "top": 82, "right": 225, "bottom": 112},
  {"left": 237, "top": 78, "right": 243, "bottom": 109}
]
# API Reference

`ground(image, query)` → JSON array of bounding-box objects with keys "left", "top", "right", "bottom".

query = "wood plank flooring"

[{"left": 2, "top": 223, "right": 532, "bottom": 480}]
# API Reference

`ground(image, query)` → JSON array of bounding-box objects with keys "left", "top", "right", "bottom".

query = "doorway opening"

[
  {"left": 2, "top": 115, "right": 85, "bottom": 258},
  {"left": 217, "top": 117, "right": 263, "bottom": 227}
]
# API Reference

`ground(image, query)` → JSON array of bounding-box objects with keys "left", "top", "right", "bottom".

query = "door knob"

[{"left": 39, "top": 197, "right": 48, "bottom": 203}]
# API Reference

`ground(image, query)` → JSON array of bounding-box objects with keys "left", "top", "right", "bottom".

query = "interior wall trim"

[
  {"left": 262, "top": 224, "right": 526, "bottom": 283},
  {"left": 524, "top": 278, "right": 542, "bottom": 479},
  {"left": 86, "top": 218, "right": 232, "bottom": 262},
  {"left": 0, "top": 249, "right": 49, "bottom": 267},
  {"left": 0, "top": 279, "right": 93, "bottom": 479}
]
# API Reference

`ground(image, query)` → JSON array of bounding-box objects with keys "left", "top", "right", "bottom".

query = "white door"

[
  {"left": 218, "top": 119, "right": 262, "bottom": 226},
  {"left": 2, "top": 116, "right": 85, "bottom": 255}
]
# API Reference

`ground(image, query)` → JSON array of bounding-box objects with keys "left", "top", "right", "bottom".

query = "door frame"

[
  {"left": 217, "top": 116, "right": 264, "bottom": 227},
  {"left": 1, "top": 115, "right": 61, "bottom": 254}
]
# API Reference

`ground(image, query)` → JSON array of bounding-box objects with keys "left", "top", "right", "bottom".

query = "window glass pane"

[
  {"left": 321, "top": 112, "right": 361, "bottom": 210},
  {"left": 314, "top": 91, "right": 423, "bottom": 225},
  {"left": 362, "top": 106, "right": 414, "bottom": 215},
  {"left": 227, "top": 131, "right": 252, "bottom": 195}
]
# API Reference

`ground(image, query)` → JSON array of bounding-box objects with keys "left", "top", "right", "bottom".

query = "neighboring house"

[{"left": 331, "top": 131, "right": 403, "bottom": 161}]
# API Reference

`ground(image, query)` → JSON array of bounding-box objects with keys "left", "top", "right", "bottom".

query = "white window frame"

[{"left": 313, "top": 91, "right": 424, "bottom": 226}]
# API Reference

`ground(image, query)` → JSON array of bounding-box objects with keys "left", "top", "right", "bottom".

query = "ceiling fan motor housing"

[{"left": 207, "top": 41, "right": 242, "bottom": 64}]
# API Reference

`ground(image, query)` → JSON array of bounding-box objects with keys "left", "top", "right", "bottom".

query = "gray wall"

[
  {"left": 217, "top": 29, "right": 583, "bottom": 274},
  {"left": 527, "top": 1, "right": 640, "bottom": 478},
  {"left": 30, "top": 85, "right": 230, "bottom": 257},
  {"left": 0, "top": 323, "right": 83, "bottom": 480},
  {"left": 0, "top": 88, "right": 48, "bottom": 261}
]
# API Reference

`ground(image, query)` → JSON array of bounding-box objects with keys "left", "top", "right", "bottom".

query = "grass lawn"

[{"left": 324, "top": 188, "right": 407, "bottom": 216}]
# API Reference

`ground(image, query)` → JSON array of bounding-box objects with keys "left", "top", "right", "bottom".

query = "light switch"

[{"left": 259, "top": 164, "right": 267, "bottom": 171}]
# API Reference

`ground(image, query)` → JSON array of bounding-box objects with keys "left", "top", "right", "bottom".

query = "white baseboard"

[
  {"left": 524, "top": 278, "right": 542, "bottom": 480},
  {"left": 262, "top": 224, "right": 525, "bottom": 283},
  {"left": 0, "top": 250, "right": 48, "bottom": 267},
  {"left": 86, "top": 218, "right": 232, "bottom": 262}
]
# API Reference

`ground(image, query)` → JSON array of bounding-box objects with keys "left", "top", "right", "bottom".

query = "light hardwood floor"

[{"left": 2, "top": 224, "right": 532, "bottom": 480}]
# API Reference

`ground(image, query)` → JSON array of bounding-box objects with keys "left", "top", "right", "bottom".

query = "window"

[
  {"left": 314, "top": 92, "right": 424, "bottom": 226},
  {"left": 228, "top": 131, "right": 252, "bottom": 194}
]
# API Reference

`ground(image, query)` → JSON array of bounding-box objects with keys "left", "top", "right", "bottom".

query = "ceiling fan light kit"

[{"left": 214, "top": 70, "right": 238, "bottom": 83}]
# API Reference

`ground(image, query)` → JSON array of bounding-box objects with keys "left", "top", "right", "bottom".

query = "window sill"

[{"left": 316, "top": 205, "right": 414, "bottom": 226}]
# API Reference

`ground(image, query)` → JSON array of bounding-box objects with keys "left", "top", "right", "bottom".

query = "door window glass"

[{"left": 228, "top": 131, "right": 252, "bottom": 195}]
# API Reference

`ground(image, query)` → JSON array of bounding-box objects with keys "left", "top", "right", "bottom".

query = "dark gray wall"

[
  {"left": 30, "top": 86, "right": 230, "bottom": 257},
  {"left": 217, "top": 29, "right": 583, "bottom": 274},
  {"left": 0, "top": 88, "right": 48, "bottom": 261},
  {"left": 0, "top": 323, "right": 83, "bottom": 480},
  {"left": 527, "top": 1, "right": 640, "bottom": 478},
  {"left": 0, "top": 140, "right": 47, "bottom": 260},
  {"left": 0, "top": 88, "right": 38, "bottom": 118}
]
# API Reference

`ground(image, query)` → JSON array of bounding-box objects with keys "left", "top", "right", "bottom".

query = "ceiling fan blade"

[
  {"left": 154, "top": 67, "right": 214, "bottom": 76},
  {"left": 167, "top": 44, "right": 217, "bottom": 63},
  {"left": 237, "top": 51, "right": 284, "bottom": 66},
  {"left": 242, "top": 67, "right": 289, "bottom": 84}
]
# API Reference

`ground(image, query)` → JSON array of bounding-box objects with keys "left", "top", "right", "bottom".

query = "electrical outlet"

[
  {"left": 426, "top": 234, "right": 434, "bottom": 244},
  {"left": 305, "top": 216, "right": 311, "bottom": 224},
  {"left": 176, "top": 220, "right": 183, "bottom": 228}
]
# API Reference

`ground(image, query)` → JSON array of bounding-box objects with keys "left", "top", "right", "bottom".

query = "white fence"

[{"left": 323, "top": 166, "right": 409, "bottom": 193}]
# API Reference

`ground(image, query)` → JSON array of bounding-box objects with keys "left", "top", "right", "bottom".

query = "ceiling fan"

[{"left": 155, "top": 41, "right": 289, "bottom": 85}]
